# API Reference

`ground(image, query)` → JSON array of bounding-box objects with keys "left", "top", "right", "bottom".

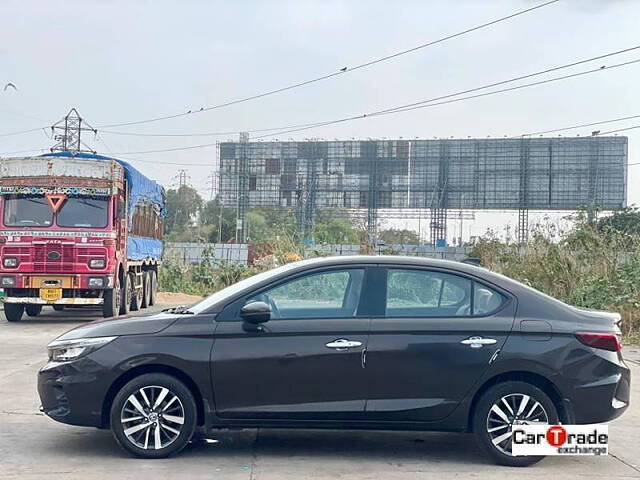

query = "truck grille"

[{"left": 34, "top": 244, "right": 75, "bottom": 272}]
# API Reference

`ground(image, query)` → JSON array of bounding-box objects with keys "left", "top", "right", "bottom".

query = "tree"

[
  {"left": 164, "top": 185, "right": 203, "bottom": 235},
  {"left": 596, "top": 207, "right": 640, "bottom": 235},
  {"left": 201, "top": 198, "right": 236, "bottom": 243},
  {"left": 379, "top": 228, "right": 420, "bottom": 245},
  {"left": 313, "top": 218, "right": 359, "bottom": 244}
]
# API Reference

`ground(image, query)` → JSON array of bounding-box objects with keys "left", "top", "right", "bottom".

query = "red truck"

[{"left": 0, "top": 152, "right": 165, "bottom": 321}]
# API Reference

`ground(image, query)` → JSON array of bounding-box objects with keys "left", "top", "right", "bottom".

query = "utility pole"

[{"left": 50, "top": 108, "right": 97, "bottom": 154}]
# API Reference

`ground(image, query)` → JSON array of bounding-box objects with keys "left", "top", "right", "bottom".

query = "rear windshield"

[
  {"left": 57, "top": 197, "right": 109, "bottom": 228},
  {"left": 3, "top": 195, "right": 53, "bottom": 227}
]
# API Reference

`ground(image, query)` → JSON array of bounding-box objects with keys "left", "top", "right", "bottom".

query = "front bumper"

[
  {"left": 38, "top": 357, "right": 113, "bottom": 428},
  {"left": 5, "top": 297, "right": 103, "bottom": 305}
]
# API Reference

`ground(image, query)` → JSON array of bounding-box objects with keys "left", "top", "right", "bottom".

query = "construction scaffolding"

[{"left": 218, "top": 136, "right": 628, "bottom": 244}]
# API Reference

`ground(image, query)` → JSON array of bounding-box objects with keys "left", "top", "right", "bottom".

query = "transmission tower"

[
  {"left": 50, "top": 108, "right": 97, "bottom": 154},
  {"left": 177, "top": 169, "right": 188, "bottom": 188}
]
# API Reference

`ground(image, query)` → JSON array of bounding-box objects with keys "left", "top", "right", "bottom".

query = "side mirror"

[{"left": 240, "top": 301, "right": 271, "bottom": 324}]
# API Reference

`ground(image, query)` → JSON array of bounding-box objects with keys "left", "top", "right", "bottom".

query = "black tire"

[
  {"left": 473, "top": 381, "right": 558, "bottom": 467},
  {"left": 110, "top": 373, "right": 197, "bottom": 458},
  {"left": 119, "top": 274, "right": 130, "bottom": 316},
  {"left": 130, "top": 272, "right": 142, "bottom": 311},
  {"left": 4, "top": 303, "right": 24, "bottom": 322},
  {"left": 148, "top": 270, "right": 158, "bottom": 306},
  {"left": 103, "top": 276, "right": 121, "bottom": 318},
  {"left": 141, "top": 271, "right": 151, "bottom": 309},
  {"left": 53, "top": 305, "right": 65, "bottom": 312},
  {"left": 26, "top": 305, "right": 43, "bottom": 317}
]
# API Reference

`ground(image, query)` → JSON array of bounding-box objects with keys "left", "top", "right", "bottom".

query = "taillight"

[{"left": 575, "top": 332, "right": 622, "bottom": 352}]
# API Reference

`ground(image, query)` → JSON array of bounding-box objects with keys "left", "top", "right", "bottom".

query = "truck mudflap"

[{"left": 2, "top": 297, "right": 103, "bottom": 305}]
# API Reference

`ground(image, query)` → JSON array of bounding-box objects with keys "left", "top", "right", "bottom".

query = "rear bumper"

[
  {"left": 4, "top": 296, "right": 103, "bottom": 305},
  {"left": 567, "top": 356, "right": 631, "bottom": 424}
]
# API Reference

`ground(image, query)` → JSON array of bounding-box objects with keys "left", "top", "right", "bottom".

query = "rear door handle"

[
  {"left": 461, "top": 336, "right": 497, "bottom": 348},
  {"left": 326, "top": 339, "right": 363, "bottom": 351}
]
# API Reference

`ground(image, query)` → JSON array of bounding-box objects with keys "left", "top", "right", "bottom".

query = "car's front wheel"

[
  {"left": 110, "top": 373, "right": 197, "bottom": 458},
  {"left": 473, "top": 381, "right": 558, "bottom": 467}
]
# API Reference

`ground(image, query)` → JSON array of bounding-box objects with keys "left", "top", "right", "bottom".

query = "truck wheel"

[
  {"left": 26, "top": 305, "right": 43, "bottom": 317},
  {"left": 5, "top": 303, "right": 24, "bottom": 322},
  {"left": 141, "top": 271, "right": 151, "bottom": 309},
  {"left": 103, "top": 279, "right": 121, "bottom": 318},
  {"left": 148, "top": 270, "right": 158, "bottom": 306},
  {"left": 119, "top": 274, "right": 131, "bottom": 316},
  {"left": 130, "top": 272, "right": 143, "bottom": 311},
  {"left": 53, "top": 305, "right": 65, "bottom": 312}
]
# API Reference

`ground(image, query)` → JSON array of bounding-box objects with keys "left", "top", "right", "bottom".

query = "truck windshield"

[
  {"left": 3, "top": 195, "right": 53, "bottom": 227},
  {"left": 57, "top": 197, "right": 109, "bottom": 228}
]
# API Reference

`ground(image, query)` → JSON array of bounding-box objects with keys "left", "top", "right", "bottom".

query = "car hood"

[{"left": 53, "top": 312, "right": 182, "bottom": 342}]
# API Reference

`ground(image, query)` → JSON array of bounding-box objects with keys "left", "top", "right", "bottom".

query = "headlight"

[
  {"left": 88, "top": 277, "right": 105, "bottom": 288},
  {"left": 47, "top": 336, "right": 117, "bottom": 362},
  {"left": 1, "top": 276, "right": 16, "bottom": 287},
  {"left": 3, "top": 257, "right": 18, "bottom": 268},
  {"left": 89, "top": 258, "right": 106, "bottom": 269}
]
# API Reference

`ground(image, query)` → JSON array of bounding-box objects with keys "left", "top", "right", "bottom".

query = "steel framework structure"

[{"left": 218, "top": 137, "right": 627, "bottom": 244}]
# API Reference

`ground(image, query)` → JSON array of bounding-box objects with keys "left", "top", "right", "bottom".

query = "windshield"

[
  {"left": 3, "top": 195, "right": 53, "bottom": 227},
  {"left": 57, "top": 197, "right": 109, "bottom": 228}
]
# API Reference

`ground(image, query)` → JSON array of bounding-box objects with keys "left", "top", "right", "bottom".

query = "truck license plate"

[{"left": 40, "top": 288, "right": 62, "bottom": 302}]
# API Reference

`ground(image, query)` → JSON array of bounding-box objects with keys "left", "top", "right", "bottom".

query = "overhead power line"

[
  {"left": 0, "top": 126, "right": 48, "bottom": 138},
  {"left": 101, "top": 45, "right": 640, "bottom": 145},
  {"left": 95, "top": 0, "right": 560, "bottom": 129},
  {"left": 518, "top": 114, "right": 640, "bottom": 137},
  {"left": 251, "top": 56, "right": 640, "bottom": 140},
  {"left": 598, "top": 124, "right": 640, "bottom": 135},
  {"left": 6, "top": 111, "right": 640, "bottom": 165}
]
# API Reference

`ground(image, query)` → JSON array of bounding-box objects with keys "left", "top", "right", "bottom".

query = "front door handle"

[
  {"left": 461, "top": 336, "right": 498, "bottom": 348},
  {"left": 326, "top": 339, "right": 363, "bottom": 351}
]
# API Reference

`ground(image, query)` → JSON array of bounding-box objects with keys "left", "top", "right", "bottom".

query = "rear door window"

[
  {"left": 386, "top": 269, "right": 471, "bottom": 317},
  {"left": 385, "top": 268, "right": 505, "bottom": 317}
]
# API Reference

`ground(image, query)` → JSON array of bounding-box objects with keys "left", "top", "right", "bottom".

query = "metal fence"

[
  {"left": 164, "top": 243, "right": 249, "bottom": 266},
  {"left": 164, "top": 242, "right": 473, "bottom": 265}
]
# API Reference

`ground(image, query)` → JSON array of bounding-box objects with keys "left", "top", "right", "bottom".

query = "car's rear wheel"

[
  {"left": 110, "top": 373, "right": 196, "bottom": 458},
  {"left": 473, "top": 381, "right": 558, "bottom": 467}
]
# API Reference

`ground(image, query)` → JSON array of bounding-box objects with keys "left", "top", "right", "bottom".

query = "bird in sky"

[
  {"left": 339, "top": 67, "right": 347, "bottom": 72},
  {"left": 3, "top": 82, "right": 17, "bottom": 91}
]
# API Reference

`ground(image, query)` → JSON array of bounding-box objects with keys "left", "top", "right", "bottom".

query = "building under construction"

[{"left": 218, "top": 136, "right": 628, "bottom": 244}]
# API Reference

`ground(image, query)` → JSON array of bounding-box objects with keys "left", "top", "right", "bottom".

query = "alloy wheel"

[
  {"left": 486, "top": 393, "right": 549, "bottom": 456},
  {"left": 120, "top": 385, "right": 185, "bottom": 450}
]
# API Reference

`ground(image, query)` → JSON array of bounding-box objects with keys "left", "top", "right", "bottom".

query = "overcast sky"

[{"left": 1, "top": 0, "right": 638, "bottom": 240}]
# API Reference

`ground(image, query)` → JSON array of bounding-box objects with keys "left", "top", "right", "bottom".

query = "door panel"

[
  {"left": 363, "top": 267, "right": 516, "bottom": 422},
  {"left": 211, "top": 266, "right": 369, "bottom": 421},
  {"left": 212, "top": 318, "right": 369, "bottom": 420}
]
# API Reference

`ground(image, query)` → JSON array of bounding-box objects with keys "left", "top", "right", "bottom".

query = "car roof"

[{"left": 284, "top": 255, "right": 501, "bottom": 279}]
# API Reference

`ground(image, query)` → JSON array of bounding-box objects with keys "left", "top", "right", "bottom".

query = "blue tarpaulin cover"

[{"left": 42, "top": 152, "right": 165, "bottom": 261}]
